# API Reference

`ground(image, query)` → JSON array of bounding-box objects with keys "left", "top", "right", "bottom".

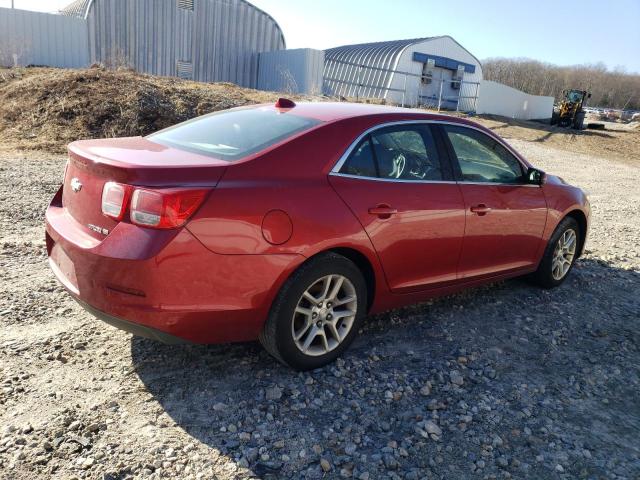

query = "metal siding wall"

[
  {"left": 176, "top": 6, "right": 193, "bottom": 70},
  {"left": 476, "top": 80, "right": 554, "bottom": 120},
  {"left": 85, "top": 0, "right": 284, "bottom": 86},
  {"left": 257, "top": 48, "right": 324, "bottom": 94},
  {"left": 0, "top": 7, "right": 89, "bottom": 68},
  {"left": 192, "top": 0, "right": 285, "bottom": 86},
  {"left": 0, "top": 0, "right": 289, "bottom": 86},
  {"left": 324, "top": 40, "right": 414, "bottom": 98}
]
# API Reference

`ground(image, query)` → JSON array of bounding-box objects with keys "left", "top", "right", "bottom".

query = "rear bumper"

[
  {"left": 46, "top": 193, "right": 304, "bottom": 344},
  {"left": 75, "top": 298, "right": 191, "bottom": 344}
]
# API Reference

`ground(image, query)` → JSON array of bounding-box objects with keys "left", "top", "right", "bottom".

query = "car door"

[
  {"left": 439, "top": 124, "right": 547, "bottom": 280},
  {"left": 329, "top": 123, "right": 465, "bottom": 293}
]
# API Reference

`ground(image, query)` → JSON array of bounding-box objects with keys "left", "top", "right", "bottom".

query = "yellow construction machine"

[{"left": 551, "top": 89, "right": 591, "bottom": 129}]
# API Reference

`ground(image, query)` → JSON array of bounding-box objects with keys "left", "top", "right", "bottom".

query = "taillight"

[
  {"left": 130, "top": 187, "right": 209, "bottom": 229},
  {"left": 101, "top": 182, "right": 132, "bottom": 221},
  {"left": 101, "top": 181, "right": 209, "bottom": 229}
]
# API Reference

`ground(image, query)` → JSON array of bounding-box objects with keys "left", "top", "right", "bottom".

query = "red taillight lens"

[
  {"left": 130, "top": 188, "right": 209, "bottom": 229},
  {"left": 101, "top": 182, "right": 132, "bottom": 221}
]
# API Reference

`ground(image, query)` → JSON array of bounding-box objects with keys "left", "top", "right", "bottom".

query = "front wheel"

[
  {"left": 531, "top": 217, "right": 580, "bottom": 288},
  {"left": 259, "top": 252, "right": 367, "bottom": 371}
]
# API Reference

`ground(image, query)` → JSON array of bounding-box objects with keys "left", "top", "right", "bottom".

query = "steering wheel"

[{"left": 389, "top": 153, "right": 406, "bottom": 179}]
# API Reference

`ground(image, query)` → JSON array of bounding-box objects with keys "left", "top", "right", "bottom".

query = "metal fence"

[{"left": 323, "top": 58, "right": 480, "bottom": 112}]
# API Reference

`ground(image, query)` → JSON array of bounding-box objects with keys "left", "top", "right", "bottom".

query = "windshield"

[
  {"left": 148, "top": 107, "right": 321, "bottom": 161},
  {"left": 567, "top": 91, "right": 584, "bottom": 103}
]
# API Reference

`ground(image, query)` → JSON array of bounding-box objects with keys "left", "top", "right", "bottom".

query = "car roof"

[{"left": 259, "top": 101, "right": 473, "bottom": 124}]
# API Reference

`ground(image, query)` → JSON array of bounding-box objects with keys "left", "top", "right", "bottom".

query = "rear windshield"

[{"left": 148, "top": 107, "right": 321, "bottom": 161}]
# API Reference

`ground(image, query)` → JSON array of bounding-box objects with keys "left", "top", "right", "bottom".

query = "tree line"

[{"left": 482, "top": 58, "right": 640, "bottom": 111}]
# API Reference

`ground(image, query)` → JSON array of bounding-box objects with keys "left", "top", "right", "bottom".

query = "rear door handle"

[
  {"left": 368, "top": 204, "right": 397, "bottom": 219},
  {"left": 470, "top": 204, "right": 492, "bottom": 215}
]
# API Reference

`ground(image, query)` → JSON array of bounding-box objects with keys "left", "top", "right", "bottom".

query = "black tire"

[
  {"left": 259, "top": 252, "right": 367, "bottom": 371},
  {"left": 530, "top": 217, "right": 580, "bottom": 289}
]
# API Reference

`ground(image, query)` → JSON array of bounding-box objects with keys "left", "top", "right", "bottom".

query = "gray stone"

[
  {"left": 320, "top": 458, "right": 331, "bottom": 472},
  {"left": 420, "top": 383, "right": 432, "bottom": 396},
  {"left": 265, "top": 386, "right": 283, "bottom": 401},
  {"left": 423, "top": 420, "right": 442, "bottom": 437},
  {"left": 449, "top": 371, "right": 464, "bottom": 386}
]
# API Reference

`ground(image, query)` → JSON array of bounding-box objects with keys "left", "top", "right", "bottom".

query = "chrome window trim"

[
  {"left": 328, "top": 172, "right": 540, "bottom": 188},
  {"left": 458, "top": 181, "right": 540, "bottom": 187},
  {"left": 328, "top": 172, "right": 458, "bottom": 185},
  {"left": 330, "top": 119, "right": 538, "bottom": 187}
]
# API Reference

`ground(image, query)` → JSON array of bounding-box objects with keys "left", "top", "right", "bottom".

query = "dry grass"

[
  {"left": 0, "top": 67, "right": 322, "bottom": 153},
  {"left": 1, "top": 67, "right": 638, "bottom": 164}
]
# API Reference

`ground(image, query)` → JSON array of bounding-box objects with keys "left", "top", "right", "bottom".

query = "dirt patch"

[{"left": 471, "top": 115, "right": 640, "bottom": 166}]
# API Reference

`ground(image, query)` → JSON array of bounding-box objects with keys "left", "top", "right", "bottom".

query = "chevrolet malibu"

[{"left": 46, "top": 100, "right": 590, "bottom": 370}]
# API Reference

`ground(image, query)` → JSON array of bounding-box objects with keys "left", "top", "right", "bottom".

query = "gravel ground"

[{"left": 0, "top": 138, "right": 639, "bottom": 480}]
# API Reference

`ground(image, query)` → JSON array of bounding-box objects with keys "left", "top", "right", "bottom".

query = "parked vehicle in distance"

[{"left": 46, "top": 100, "right": 590, "bottom": 370}]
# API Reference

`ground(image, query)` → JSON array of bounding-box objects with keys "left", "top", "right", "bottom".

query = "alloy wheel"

[
  {"left": 551, "top": 228, "right": 577, "bottom": 280},
  {"left": 291, "top": 274, "right": 358, "bottom": 357}
]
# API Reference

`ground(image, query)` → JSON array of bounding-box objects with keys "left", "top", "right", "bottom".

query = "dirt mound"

[{"left": 0, "top": 67, "right": 317, "bottom": 153}]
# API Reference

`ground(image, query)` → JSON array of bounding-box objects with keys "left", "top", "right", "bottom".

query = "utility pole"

[{"left": 11, "top": 0, "right": 15, "bottom": 9}]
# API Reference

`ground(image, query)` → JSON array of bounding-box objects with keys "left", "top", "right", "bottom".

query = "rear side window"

[
  {"left": 148, "top": 107, "right": 321, "bottom": 161},
  {"left": 340, "top": 125, "right": 443, "bottom": 181},
  {"left": 341, "top": 138, "right": 378, "bottom": 177},
  {"left": 443, "top": 125, "right": 524, "bottom": 183}
]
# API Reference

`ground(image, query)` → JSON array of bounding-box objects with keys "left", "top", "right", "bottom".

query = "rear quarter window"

[{"left": 148, "top": 107, "right": 321, "bottom": 161}]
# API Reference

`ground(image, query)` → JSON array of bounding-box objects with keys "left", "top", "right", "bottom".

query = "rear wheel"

[
  {"left": 531, "top": 217, "right": 580, "bottom": 288},
  {"left": 259, "top": 252, "right": 367, "bottom": 371}
]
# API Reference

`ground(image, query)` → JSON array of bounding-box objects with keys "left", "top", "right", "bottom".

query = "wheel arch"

[
  {"left": 327, "top": 247, "right": 376, "bottom": 312},
  {"left": 564, "top": 209, "right": 588, "bottom": 257}
]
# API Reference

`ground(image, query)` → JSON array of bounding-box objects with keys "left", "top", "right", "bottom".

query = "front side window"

[
  {"left": 148, "top": 107, "right": 321, "bottom": 161},
  {"left": 340, "top": 125, "right": 443, "bottom": 181},
  {"left": 443, "top": 125, "right": 524, "bottom": 184}
]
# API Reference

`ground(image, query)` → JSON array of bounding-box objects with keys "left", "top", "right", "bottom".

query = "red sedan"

[{"left": 46, "top": 101, "right": 590, "bottom": 370}]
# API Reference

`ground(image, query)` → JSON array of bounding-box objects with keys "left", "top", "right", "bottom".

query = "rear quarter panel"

[{"left": 186, "top": 119, "right": 390, "bottom": 300}]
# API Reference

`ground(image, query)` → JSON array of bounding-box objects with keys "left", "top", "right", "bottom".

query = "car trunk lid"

[{"left": 62, "top": 137, "right": 227, "bottom": 240}]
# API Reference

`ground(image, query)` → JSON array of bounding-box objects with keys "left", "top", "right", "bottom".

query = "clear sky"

[{"left": 2, "top": 0, "right": 639, "bottom": 72}]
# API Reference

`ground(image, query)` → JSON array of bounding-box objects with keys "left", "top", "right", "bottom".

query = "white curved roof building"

[
  {"left": 324, "top": 36, "right": 482, "bottom": 110},
  {"left": 60, "top": 0, "right": 285, "bottom": 87}
]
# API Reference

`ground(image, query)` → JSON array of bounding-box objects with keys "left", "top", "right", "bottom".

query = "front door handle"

[
  {"left": 470, "top": 204, "right": 492, "bottom": 216},
  {"left": 368, "top": 204, "right": 397, "bottom": 219}
]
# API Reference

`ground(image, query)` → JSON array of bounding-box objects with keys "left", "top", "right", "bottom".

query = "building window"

[
  {"left": 177, "top": 0, "right": 194, "bottom": 10},
  {"left": 177, "top": 61, "right": 193, "bottom": 80}
]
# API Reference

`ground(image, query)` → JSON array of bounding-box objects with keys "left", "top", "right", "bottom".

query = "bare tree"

[
  {"left": 483, "top": 58, "right": 640, "bottom": 110},
  {"left": 0, "top": 35, "right": 31, "bottom": 67},
  {"left": 103, "top": 46, "right": 134, "bottom": 71},
  {"left": 277, "top": 65, "right": 299, "bottom": 95}
]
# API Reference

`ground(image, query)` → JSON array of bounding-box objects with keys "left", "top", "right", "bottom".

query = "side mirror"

[{"left": 526, "top": 167, "right": 546, "bottom": 185}]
